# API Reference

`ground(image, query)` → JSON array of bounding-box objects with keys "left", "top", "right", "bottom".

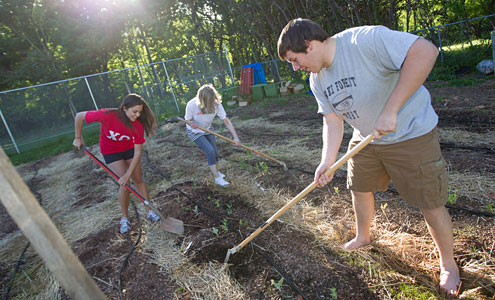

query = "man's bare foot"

[
  {"left": 343, "top": 237, "right": 371, "bottom": 250},
  {"left": 439, "top": 265, "right": 461, "bottom": 298}
]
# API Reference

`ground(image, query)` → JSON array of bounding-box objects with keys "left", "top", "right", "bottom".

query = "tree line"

[{"left": 1, "top": 0, "right": 494, "bottom": 92}]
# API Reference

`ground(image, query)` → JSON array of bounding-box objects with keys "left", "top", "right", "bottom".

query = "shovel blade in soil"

[{"left": 160, "top": 216, "right": 184, "bottom": 235}]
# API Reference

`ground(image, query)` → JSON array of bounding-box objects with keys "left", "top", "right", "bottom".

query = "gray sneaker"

[
  {"left": 120, "top": 217, "right": 131, "bottom": 234},
  {"left": 146, "top": 210, "right": 161, "bottom": 222}
]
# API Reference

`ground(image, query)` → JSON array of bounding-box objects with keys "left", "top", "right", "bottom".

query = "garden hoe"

[
  {"left": 224, "top": 134, "right": 374, "bottom": 264},
  {"left": 176, "top": 117, "right": 288, "bottom": 170},
  {"left": 83, "top": 146, "right": 184, "bottom": 235}
]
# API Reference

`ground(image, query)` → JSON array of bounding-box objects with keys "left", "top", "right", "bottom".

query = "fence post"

[
  {"left": 0, "top": 107, "right": 20, "bottom": 154},
  {"left": 136, "top": 66, "right": 149, "bottom": 100},
  {"left": 492, "top": 28, "right": 495, "bottom": 77},
  {"left": 272, "top": 60, "right": 281, "bottom": 83},
  {"left": 162, "top": 62, "right": 180, "bottom": 112},
  {"left": 224, "top": 45, "right": 235, "bottom": 86},
  {"left": 437, "top": 27, "right": 444, "bottom": 65},
  {"left": 84, "top": 77, "right": 99, "bottom": 110}
]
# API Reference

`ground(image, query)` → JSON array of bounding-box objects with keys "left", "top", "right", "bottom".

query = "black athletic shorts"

[{"left": 103, "top": 148, "right": 134, "bottom": 164}]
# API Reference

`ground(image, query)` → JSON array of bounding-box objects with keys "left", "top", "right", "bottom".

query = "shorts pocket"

[{"left": 419, "top": 158, "right": 448, "bottom": 202}]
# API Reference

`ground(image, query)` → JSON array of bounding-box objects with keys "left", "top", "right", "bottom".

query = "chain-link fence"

[
  {"left": 2, "top": 14, "right": 493, "bottom": 155},
  {"left": 0, "top": 48, "right": 238, "bottom": 154},
  {"left": 411, "top": 14, "right": 495, "bottom": 67}
]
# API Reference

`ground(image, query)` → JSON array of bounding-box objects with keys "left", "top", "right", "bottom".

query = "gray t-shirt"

[{"left": 310, "top": 25, "right": 438, "bottom": 144}]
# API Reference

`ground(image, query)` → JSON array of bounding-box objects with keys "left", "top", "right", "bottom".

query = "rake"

[{"left": 177, "top": 117, "right": 288, "bottom": 170}]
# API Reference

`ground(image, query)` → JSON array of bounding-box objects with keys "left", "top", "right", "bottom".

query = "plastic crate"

[
  {"left": 250, "top": 84, "right": 266, "bottom": 100},
  {"left": 221, "top": 86, "right": 239, "bottom": 100},
  {"left": 263, "top": 83, "right": 279, "bottom": 97}
]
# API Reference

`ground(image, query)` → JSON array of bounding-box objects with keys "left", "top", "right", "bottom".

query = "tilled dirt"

[{"left": 161, "top": 182, "right": 378, "bottom": 299}]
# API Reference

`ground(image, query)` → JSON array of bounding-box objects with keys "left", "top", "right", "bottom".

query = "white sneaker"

[
  {"left": 120, "top": 217, "right": 131, "bottom": 234},
  {"left": 214, "top": 176, "right": 230, "bottom": 187},
  {"left": 218, "top": 171, "right": 225, "bottom": 179},
  {"left": 146, "top": 210, "right": 161, "bottom": 222}
]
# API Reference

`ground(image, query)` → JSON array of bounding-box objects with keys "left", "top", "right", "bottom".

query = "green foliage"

[
  {"left": 433, "top": 96, "right": 444, "bottom": 103},
  {"left": 258, "top": 161, "right": 269, "bottom": 174},
  {"left": 429, "top": 66, "right": 457, "bottom": 81},
  {"left": 448, "top": 77, "right": 482, "bottom": 87},
  {"left": 330, "top": 287, "right": 338, "bottom": 299},
  {"left": 220, "top": 219, "right": 229, "bottom": 231},
  {"left": 393, "top": 283, "right": 437, "bottom": 300},
  {"left": 225, "top": 203, "right": 233, "bottom": 215},
  {"left": 448, "top": 186, "right": 458, "bottom": 205},
  {"left": 270, "top": 277, "right": 284, "bottom": 292}
]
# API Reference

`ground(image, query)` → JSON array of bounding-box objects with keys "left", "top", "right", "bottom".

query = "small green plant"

[
  {"left": 239, "top": 219, "right": 248, "bottom": 226},
  {"left": 448, "top": 186, "right": 458, "bottom": 205},
  {"left": 193, "top": 205, "right": 199, "bottom": 214},
  {"left": 330, "top": 287, "right": 338, "bottom": 299},
  {"left": 433, "top": 96, "right": 444, "bottom": 103},
  {"left": 259, "top": 161, "right": 269, "bottom": 174},
  {"left": 225, "top": 203, "right": 233, "bottom": 215},
  {"left": 184, "top": 206, "right": 191, "bottom": 211},
  {"left": 270, "top": 277, "right": 284, "bottom": 292},
  {"left": 333, "top": 186, "right": 339, "bottom": 194},
  {"left": 381, "top": 202, "right": 389, "bottom": 222},
  {"left": 380, "top": 202, "right": 388, "bottom": 213},
  {"left": 214, "top": 199, "right": 220, "bottom": 207},
  {"left": 211, "top": 227, "right": 219, "bottom": 236},
  {"left": 485, "top": 203, "right": 494, "bottom": 214},
  {"left": 220, "top": 219, "right": 229, "bottom": 231}
]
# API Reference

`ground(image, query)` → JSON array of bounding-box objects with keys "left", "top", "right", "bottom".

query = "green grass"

[
  {"left": 392, "top": 283, "right": 437, "bottom": 300},
  {"left": 429, "top": 38, "right": 492, "bottom": 86},
  {"left": 6, "top": 128, "right": 100, "bottom": 166}
]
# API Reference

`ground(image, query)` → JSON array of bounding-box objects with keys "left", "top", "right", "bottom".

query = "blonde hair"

[{"left": 196, "top": 84, "right": 222, "bottom": 114}]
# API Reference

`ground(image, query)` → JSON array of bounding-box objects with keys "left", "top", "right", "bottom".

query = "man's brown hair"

[{"left": 278, "top": 18, "right": 330, "bottom": 60}]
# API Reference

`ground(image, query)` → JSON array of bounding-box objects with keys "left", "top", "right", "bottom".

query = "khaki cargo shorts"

[{"left": 347, "top": 127, "right": 448, "bottom": 209}]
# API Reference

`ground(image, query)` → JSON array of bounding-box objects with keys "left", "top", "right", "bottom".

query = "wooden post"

[
  {"left": 0, "top": 148, "right": 106, "bottom": 300},
  {"left": 492, "top": 29, "right": 495, "bottom": 77}
]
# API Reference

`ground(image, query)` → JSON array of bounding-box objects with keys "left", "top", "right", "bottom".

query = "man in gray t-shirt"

[{"left": 278, "top": 19, "right": 460, "bottom": 296}]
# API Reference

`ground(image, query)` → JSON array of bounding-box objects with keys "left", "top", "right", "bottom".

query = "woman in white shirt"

[{"left": 184, "top": 84, "right": 241, "bottom": 187}]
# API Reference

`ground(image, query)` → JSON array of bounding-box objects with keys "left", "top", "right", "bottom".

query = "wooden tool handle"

[{"left": 229, "top": 134, "right": 374, "bottom": 255}]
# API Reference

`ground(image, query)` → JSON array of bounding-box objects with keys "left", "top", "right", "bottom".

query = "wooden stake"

[{"left": 0, "top": 148, "right": 107, "bottom": 300}]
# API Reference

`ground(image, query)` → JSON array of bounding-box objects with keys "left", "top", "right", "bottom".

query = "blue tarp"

[
  {"left": 305, "top": 77, "right": 313, "bottom": 95},
  {"left": 242, "top": 63, "right": 266, "bottom": 85}
]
